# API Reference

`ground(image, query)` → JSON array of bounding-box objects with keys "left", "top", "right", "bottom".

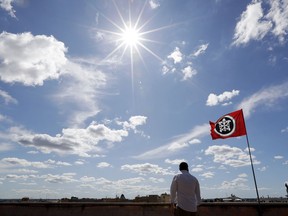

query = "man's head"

[{"left": 179, "top": 162, "right": 189, "bottom": 171}]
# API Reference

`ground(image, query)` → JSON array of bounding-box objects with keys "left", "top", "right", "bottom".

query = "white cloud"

[
  {"left": 121, "top": 163, "right": 174, "bottom": 176},
  {"left": 238, "top": 173, "right": 248, "bottom": 178},
  {"left": 168, "top": 142, "right": 189, "bottom": 151},
  {"left": 232, "top": 1, "right": 272, "bottom": 46},
  {"left": 188, "top": 138, "right": 201, "bottom": 144},
  {"left": 233, "top": 0, "right": 288, "bottom": 46},
  {"left": 0, "top": 89, "right": 17, "bottom": 105},
  {"left": 116, "top": 115, "right": 148, "bottom": 138},
  {"left": 266, "top": 0, "right": 288, "bottom": 43},
  {"left": 191, "top": 165, "right": 204, "bottom": 172},
  {"left": 165, "top": 159, "right": 187, "bottom": 165},
  {"left": 168, "top": 47, "right": 183, "bottom": 64},
  {"left": 0, "top": 157, "right": 71, "bottom": 170},
  {"left": 1, "top": 157, "right": 52, "bottom": 169},
  {"left": 43, "top": 173, "right": 77, "bottom": 184},
  {"left": 200, "top": 171, "right": 214, "bottom": 178},
  {"left": 3, "top": 120, "right": 129, "bottom": 157},
  {"left": 237, "top": 81, "right": 288, "bottom": 118},
  {"left": 206, "top": 90, "right": 240, "bottom": 106},
  {"left": 133, "top": 124, "right": 209, "bottom": 160},
  {"left": 149, "top": 177, "right": 165, "bottom": 183},
  {"left": 163, "top": 43, "right": 208, "bottom": 81},
  {"left": 97, "top": 162, "right": 112, "bottom": 168},
  {"left": 220, "top": 177, "right": 249, "bottom": 190},
  {"left": 182, "top": 65, "right": 197, "bottom": 81},
  {"left": 205, "top": 145, "right": 260, "bottom": 167},
  {"left": 117, "top": 115, "right": 147, "bottom": 131},
  {"left": 0, "top": 32, "right": 67, "bottom": 86},
  {"left": 274, "top": 155, "right": 284, "bottom": 159},
  {"left": 149, "top": 0, "right": 160, "bottom": 9},
  {"left": 161, "top": 65, "right": 170, "bottom": 75},
  {"left": 0, "top": 0, "right": 16, "bottom": 18},
  {"left": 51, "top": 58, "right": 107, "bottom": 127},
  {"left": 192, "top": 43, "right": 209, "bottom": 57},
  {"left": 80, "top": 176, "right": 96, "bottom": 183}
]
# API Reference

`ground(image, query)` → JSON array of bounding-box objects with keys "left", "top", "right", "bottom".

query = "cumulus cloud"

[
  {"left": 182, "top": 65, "right": 197, "bottom": 81},
  {"left": 0, "top": 0, "right": 16, "bottom": 18},
  {"left": 0, "top": 32, "right": 67, "bottom": 86},
  {"left": 233, "top": 0, "right": 288, "bottom": 46},
  {"left": 191, "top": 165, "right": 204, "bottom": 172},
  {"left": 0, "top": 157, "right": 71, "bottom": 170},
  {"left": 165, "top": 159, "right": 187, "bottom": 165},
  {"left": 149, "top": 0, "right": 160, "bottom": 9},
  {"left": 206, "top": 90, "right": 240, "bottom": 106},
  {"left": 236, "top": 81, "right": 288, "bottom": 118},
  {"left": 167, "top": 47, "right": 183, "bottom": 64},
  {"left": 4, "top": 120, "right": 129, "bottom": 157},
  {"left": 121, "top": 163, "right": 174, "bottom": 175},
  {"left": 134, "top": 124, "right": 209, "bottom": 160},
  {"left": 117, "top": 116, "right": 147, "bottom": 131},
  {"left": 0, "top": 32, "right": 108, "bottom": 127},
  {"left": 200, "top": 171, "right": 214, "bottom": 178},
  {"left": 97, "top": 162, "right": 112, "bottom": 168},
  {"left": 220, "top": 176, "right": 249, "bottom": 190},
  {"left": 205, "top": 145, "right": 260, "bottom": 167},
  {"left": 233, "top": 1, "right": 272, "bottom": 46},
  {"left": 274, "top": 155, "right": 284, "bottom": 159},
  {"left": 43, "top": 173, "right": 77, "bottom": 184},
  {"left": 266, "top": 0, "right": 288, "bottom": 43},
  {"left": 163, "top": 43, "right": 208, "bottom": 81}
]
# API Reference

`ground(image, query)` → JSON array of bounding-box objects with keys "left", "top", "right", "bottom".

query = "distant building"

[
  {"left": 21, "top": 197, "right": 29, "bottom": 202},
  {"left": 160, "top": 193, "right": 170, "bottom": 203}
]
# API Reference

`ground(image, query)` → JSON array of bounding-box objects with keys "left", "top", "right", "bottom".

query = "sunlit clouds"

[
  {"left": 0, "top": 0, "right": 17, "bottom": 18},
  {"left": 206, "top": 90, "right": 240, "bottom": 106},
  {"left": 162, "top": 43, "right": 208, "bottom": 81},
  {"left": 0, "top": 32, "right": 67, "bottom": 86},
  {"left": 233, "top": 0, "right": 288, "bottom": 46}
]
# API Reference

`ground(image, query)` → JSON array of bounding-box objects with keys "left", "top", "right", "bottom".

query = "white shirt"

[{"left": 170, "top": 170, "right": 201, "bottom": 212}]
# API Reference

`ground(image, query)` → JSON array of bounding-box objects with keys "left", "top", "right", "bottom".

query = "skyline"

[{"left": 0, "top": 0, "right": 288, "bottom": 199}]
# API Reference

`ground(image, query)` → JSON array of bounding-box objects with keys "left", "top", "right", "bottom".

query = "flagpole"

[
  {"left": 240, "top": 109, "right": 261, "bottom": 215},
  {"left": 244, "top": 133, "right": 262, "bottom": 216}
]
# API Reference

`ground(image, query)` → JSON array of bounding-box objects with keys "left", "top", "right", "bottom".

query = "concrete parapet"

[{"left": 0, "top": 202, "right": 287, "bottom": 216}]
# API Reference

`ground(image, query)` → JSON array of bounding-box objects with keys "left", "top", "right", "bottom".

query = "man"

[{"left": 170, "top": 162, "right": 201, "bottom": 216}]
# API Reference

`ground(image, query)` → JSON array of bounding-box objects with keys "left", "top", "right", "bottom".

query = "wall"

[{"left": 0, "top": 202, "right": 287, "bottom": 216}]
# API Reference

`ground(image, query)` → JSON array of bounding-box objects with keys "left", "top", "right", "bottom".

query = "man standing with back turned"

[{"left": 170, "top": 162, "right": 201, "bottom": 216}]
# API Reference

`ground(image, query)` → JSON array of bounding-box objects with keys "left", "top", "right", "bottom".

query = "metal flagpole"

[
  {"left": 245, "top": 133, "right": 262, "bottom": 216},
  {"left": 240, "top": 109, "right": 261, "bottom": 215}
]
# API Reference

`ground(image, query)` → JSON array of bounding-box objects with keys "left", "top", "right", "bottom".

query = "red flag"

[{"left": 210, "top": 109, "right": 247, "bottom": 140}]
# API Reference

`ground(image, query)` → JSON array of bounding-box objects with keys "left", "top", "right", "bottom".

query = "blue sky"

[{"left": 0, "top": 0, "right": 287, "bottom": 200}]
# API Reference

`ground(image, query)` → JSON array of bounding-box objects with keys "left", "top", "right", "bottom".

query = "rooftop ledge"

[{"left": 1, "top": 202, "right": 287, "bottom": 216}]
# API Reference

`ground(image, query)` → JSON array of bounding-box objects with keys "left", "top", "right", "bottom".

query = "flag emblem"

[
  {"left": 214, "top": 115, "right": 235, "bottom": 137},
  {"left": 210, "top": 109, "right": 247, "bottom": 140}
]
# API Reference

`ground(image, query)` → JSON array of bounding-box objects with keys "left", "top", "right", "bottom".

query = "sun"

[
  {"left": 120, "top": 25, "right": 142, "bottom": 48},
  {"left": 96, "top": 1, "right": 167, "bottom": 63},
  {"left": 94, "top": 0, "right": 174, "bottom": 99}
]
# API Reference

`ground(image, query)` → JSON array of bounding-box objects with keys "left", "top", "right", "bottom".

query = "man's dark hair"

[{"left": 179, "top": 162, "right": 189, "bottom": 171}]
